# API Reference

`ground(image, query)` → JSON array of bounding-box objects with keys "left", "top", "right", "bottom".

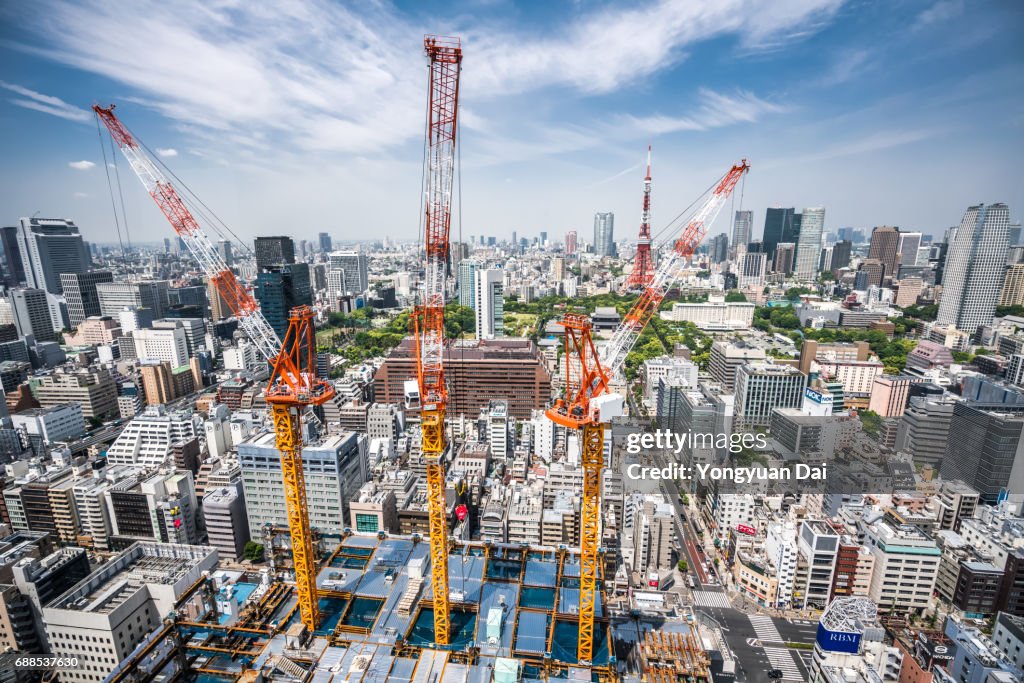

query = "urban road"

[{"left": 650, "top": 447, "right": 816, "bottom": 683}]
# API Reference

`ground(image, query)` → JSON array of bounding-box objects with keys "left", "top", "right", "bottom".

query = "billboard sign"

[{"left": 816, "top": 623, "right": 861, "bottom": 654}]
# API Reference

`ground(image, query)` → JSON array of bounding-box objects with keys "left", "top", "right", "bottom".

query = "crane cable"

[{"left": 95, "top": 114, "right": 126, "bottom": 256}]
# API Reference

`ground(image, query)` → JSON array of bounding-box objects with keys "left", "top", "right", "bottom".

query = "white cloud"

[
  {"left": 8, "top": 0, "right": 843, "bottom": 160},
  {"left": 617, "top": 89, "right": 787, "bottom": 136},
  {"left": 72, "top": 191, "right": 89, "bottom": 198},
  {"left": 913, "top": 0, "right": 965, "bottom": 31},
  {"left": 0, "top": 81, "right": 92, "bottom": 122},
  {"left": 156, "top": 148, "right": 178, "bottom": 157},
  {"left": 68, "top": 160, "right": 96, "bottom": 170}
]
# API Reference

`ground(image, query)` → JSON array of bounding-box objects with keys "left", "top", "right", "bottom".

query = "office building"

[
  {"left": 42, "top": 542, "right": 218, "bottom": 683},
  {"left": 11, "top": 403, "right": 84, "bottom": 451},
  {"left": 894, "top": 396, "right": 956, "bottom": 469},
  {"left": 867, "top": 375, "right": 921, "bottom": 417},
  {"left": 239, "top": 430, "right": 367, "bottom": 537},
  {"left": 763, "top": 207, "right": 800, "bottom": 259},
  {"left": 897, "top": 231, "right": 923, "bottom": 267},
  {"left": 733, "top": 210, "right": 752, "bottom": 252},
  {"left": 795, "top": 207, "right": 825, "bottom": 280},
  {"left": 774, "top": 242, "right": 796, "bottom": 274},
  {"left": 864, "top": 519, "right": 940, "bottom": 614},
  {"left": 328, "top": 250, "right": 369, "bottom": 294},
  {"left": 937, "top": 203, "right": 1011, "bottom": 333},
  {"left": 796, "top": 520, "right": 840, "bottom": 609},
  {"left": 709, "top": 233, "right": 728, "bottom": 264},
  {"left": 97, "top": 280, "right": 170, "bottom": 319},
  {"left": 105, "top": 406, "right": 196, "bottom": 467},
  {"left": 377, "top": 338, "right": 551, "bottom": 419},
  {"left": 993, "top": 613, "right": 1024, "bottom": 671},
  {"left": 253, "top": 235, "right": 295, "bottom": 270},
  {"left": 868, "top": 226, "right": 901, "bottom": 276},
  {"left": 709, "top": 341, "right": 766, "bottom": 392},
  {"left": 15, "top": 217, "right": 89, "bottom": 294},
  {"left": 458, "top": 259, "right": 479, "bottom": 309},
  {"left": 856, "top": 259, "right": 885, "bottom": 289},
  {"left": 941, "top": 618, "right": 1023, "bottom": 683},
  {"left": 475, "top": 268, "right": 504, "bottom": 340},
  {"left": 737, "top": 251, "right": 767, "bottom": 287},
  {"left": 31, "top": 367, "right": 117, "bottom": 419},
  {"left": 202, "top": 486, "right": 250, "bottom": 561},
  {"left": 1002, "top": 265, "right": 1024, "bottom": 307},
  {"left": 318, "top": 232, "right": 332, "bottom": 253},
  {"left": 940, "top": 402, "right": 1024, "bottom": 502},
  {"left": 831, "top": 239, "right": 853, "bottom": 272},
  {"left": 0, "top": 225, "right": 25, "bottom": 286},
  {"left": 255, "top": 263, "right": 312, "bottom": 339},
  {"left": 631, "top": 497, "right": 675, "bottom": 574},
  {"left": 61, "top": 271, "right": 114, "bottom": 327},
  {"left": 9, "top": 288, "right": 56, "bottom": 342},
  {"left": 140, "top": 361, "right": 196, "bottom": 406},
  {"left": 565, "top": 230, "right": 577, "bottom": 255},
  {"left": 215, "top": 238, "right": 232, "bottom": 267},
  {"left": 734, "top": 362, "right": 806, "bottom": 429},
  {"left": 593, "top": 212, "right": 615, "bottom": 257},
  {"left": 132, "top": 326, "right": 189, "bottom": 367}
]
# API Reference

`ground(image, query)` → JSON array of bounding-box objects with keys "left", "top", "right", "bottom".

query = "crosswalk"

[
  {"left": 690, "top": 590, "right": 731, "bottom": 608},
  {"left": 748, "top": 614, "right": 784, "bottom": 643},
  {"left": 763, "top": 646, "right": 803, "bottom": 681}
]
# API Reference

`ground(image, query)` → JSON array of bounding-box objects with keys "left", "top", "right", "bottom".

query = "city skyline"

[{"left": 0, "top": 0, "right": 1020, "bottom": 245}]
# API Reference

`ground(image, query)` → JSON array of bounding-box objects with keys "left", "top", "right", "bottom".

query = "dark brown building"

[
  {"left": 375, "top": 338, "right": 552, "bottom": 419},
  {"left": 951, "top": 560, "right": 1003, "bottom": 616},
  {"left": 1000, "top": 549, "right": 1024, "bottom": 616},
  {"left": 830, "top": 540, "right": 862, "bottom": 599}
]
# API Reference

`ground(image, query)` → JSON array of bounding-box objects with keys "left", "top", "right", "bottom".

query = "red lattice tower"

[{"left": 625, "top": 146, "right": 654, "bottom": 289}]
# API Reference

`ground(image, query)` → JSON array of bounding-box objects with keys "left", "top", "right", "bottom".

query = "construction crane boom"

[
  {"left": 414, "top": 35, "right": 462, "bottom": 647},
  {"left": 93, "top": 104, "right": 282, "bottom": 362},
  {"left": 547, "top": 159, "right": 749, "bottom": 666},
  {"left": 601, "top": 160, "right": 749, "bottom": 375}
]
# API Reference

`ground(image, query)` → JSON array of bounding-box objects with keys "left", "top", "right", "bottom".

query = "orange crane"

[
  {"left": 94, "top": 105, "right": 327, "bottom": 634},
  {"left": 412, "top": 35, "right": 462, "bottom": 646},
  {"left": 547, "top": 160, "right": 749, "bottom": 665}
]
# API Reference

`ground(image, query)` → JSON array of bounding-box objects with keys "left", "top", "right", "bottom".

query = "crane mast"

[
  {"left": 602, "top": 160, "right": 749, "bottom": 375},
  {"left": 92, "top": 105, "right": 282, "bottom": 362},
  {"left": 548, "top": 159, "right": 749, "bottom": 666},
  {"left": 414, "top": 35, "right": 462, "bottom": 647}
]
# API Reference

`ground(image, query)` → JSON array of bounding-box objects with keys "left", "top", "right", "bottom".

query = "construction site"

[{"left": 91, "top": 32, "right": 746, "bottom": 683}]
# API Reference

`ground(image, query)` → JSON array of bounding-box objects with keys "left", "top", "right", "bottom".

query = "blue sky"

[{"left": 0, "top": 0, "right": 1021, "bottom": 247}]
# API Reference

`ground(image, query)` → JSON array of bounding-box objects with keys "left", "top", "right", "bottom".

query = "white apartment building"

[
  {"left": 797, "top": 520, "right": 840, "bottom": 610},
  {"left": 710, "top": 493, "right": 756, "bottom": 542},
  {"left": 131, "top": 326, "right": 189, "bottom": 367},
  {"left": 765, "top": 521, "right": 799, "bottom": 607},
  {"left": 475, "top": 269, "right": 504, "bottom": 340},
  {"left": 104, "top": 406, "right": 196, "bottom": 467},
  {"left": 817, "top": 359, "right": 885, "bottom": 399},
  {"left": 864, "top": 519, "right": 940, "bottom": 614}
]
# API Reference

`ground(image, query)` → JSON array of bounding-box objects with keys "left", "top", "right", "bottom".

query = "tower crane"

[
  {"left": 413, "top": 35, "right": 462, "bottom": 646},
  {"left": 94, "top": 105, "right": 328, "bottom": 634},
  {"left": 546, "top": 159, "right": 749, "bottom": 665}
]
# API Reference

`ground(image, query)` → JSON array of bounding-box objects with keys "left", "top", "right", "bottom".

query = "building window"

[{"left": 355, "top": 514, "right": 379, "bottom": 533}]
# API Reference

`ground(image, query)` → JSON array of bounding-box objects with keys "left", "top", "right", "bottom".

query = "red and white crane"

[{"left": 92, "top": 105, "right": 282, "bottom": 362}]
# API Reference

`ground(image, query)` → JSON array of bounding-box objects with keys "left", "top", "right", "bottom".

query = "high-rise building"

[
  {"left": 1003, "top": 265, "right": 1024, "bottom": 307},
  {"left": 328, "top": 251, "right": 368, "bottom": 294},
  {"left": 940, "top": 402, "right": 1024, "bottom": 502},
  {"left": 737, "top": 251, "right": 767, "bottom": 288},
  {"left": 457, "top": 259, "right": 479, "bottom": 309},
  {"left": 864, "top": 518, "right": 940, "bottom": 614},
  {"left": 794, "top": 207, "right": 824, "bottom": 280},
  {"left": 216, "top": 239, "right": 233, "bottom": 267},
  {"left": 475, "top": 269, "right": 504, "bottom": 340},
  {"left": 105, "top": 406, "right": 196, "bottom": 466},
  {"left": 762, "top": 208, "right": 800, "bottom": 259},
  {"left": 253, "top": 236, "right": 295, "bottom": 270},
  {"left": 867, "top": 225, "right": 901, "bottom": 276},
  {"left": 897, "top": 231, "right": 922, "bottom": 267},
  {"left": 894, "top": 396, "right": 956, "bottom": 469},
  {"left": 132, "top": 326, "right": 189, "bottom": 367},
  {"left": 867, "top": 374, "right": 921, "bottom": 417},
  {"left": 0, "top": 226, "right": 25, "bottom": 286},
  {"left": 9, "top": 288, "right": 56, "bottom": 342},
  {"left": 565, "top": 230, "right": 577, "bottom": 255},
  {"left": 31, "top": 368, "right": 118, "bottom": 419},
  {"left": 709, "top": 233, "right": 728, "bottom": 264},
  {"left": 830, "top": 239, "right": 853, "bottom": 273},
  {"left": 60, "top": 271, "right": 114, "bottom": 327},
  {"left": 203, "top": 486, "right": 250, "bottom": 561},
  {"left": 733, "top": 210, "right": 753, "bottom": 252},
  {"left": 734, "top": 362, "right": 806, "bottom": 429},
  {"left": 15, "top": 218, "right": 89, "bottom": 294},
  {"left": 856, "top": 259, "right": 886, "bottom": 289},
  {"left": 255, "top": 263, "right": 312, "bottom": 339},
  {"left": 593, "top": 212, "right": 615, "bottom": 257},
  {"left": 937, "top": 203, "right": 1011, "bottom": 334},
  {"left": 318, "top": 232, "right": 332, "bottom": 252},
  {"left": 97, "top": 280, "right": 170, "bottom": 319},
  {"left": 139, "top": 361, "right": 196, "bottom": 405},
  {"left": 774, "top": 242, "right": 796, "bottom": 274}
]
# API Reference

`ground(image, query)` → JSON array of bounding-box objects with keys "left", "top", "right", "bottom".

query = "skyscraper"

[
  {"left": 16, "top": 217, "right": 89, "bottom": 294},
  {"left": 216, "top": 239, "right": 233, "bottom": 267},
  {"left": 940, "top": 401, "right": 1024, "bottom": 503},
  {"left": 329, "top": 251, "right": 369, "bottom": 294},
  {"left": 60, "top": 271, "right": 114, "bottom": 327},
  {"left": 97, "top": 281, "right": 170, "bottom": 319},
  {"left": 709, "top": 234, "right": 728, "bottom": 264},
  {"left": 937, "top": 204, "right": 1011, "bottom": 334},
  {"left": 774, "top": 243, "right": 796, "bottom": 274},
  {"left": 593, "top": 212, "right": 615, "bottom": 257},
  {"left": 474, "top": 269, "right": 504, "bottom": 340},
  {"left": 0, "top": 226, "right": 25, "bottom": 287},
  {"left": 255, "top": 264, "right": 312, "bottom": 339},
  {"left": 762, "top": 208, "right": 800, "bottom": 260},
  {"left": 458, "top": 260, "right": 479, "bottom": 309},
  {"left": 738, "top": 252, "right": 767, "bottom": 288},
  {"left": 733, "top": 210, "right": 752, "bottom": 251},
  {"left": 794, "top": 207, "right": 824, "bottom": 280},
  {"left": 831, "top": 240, "right": 853, "bottom": 273},
  {"left": 9, "top": 288, "right": 56, "bottom": 342},
  {"left": 897, "top": 231, "right": 923, "bottom": 268},
  {"left": 318, "top": 232, "right": 332, "bottom": 252},
  {"left": 254, "top": 236, "right": 295, "bottom": 271},
  {"left": 868, "top": 226, "right": 900, "bottom": 276},
  {"left": 565, "top": 230, "right": 577, "bottom": 255}
]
